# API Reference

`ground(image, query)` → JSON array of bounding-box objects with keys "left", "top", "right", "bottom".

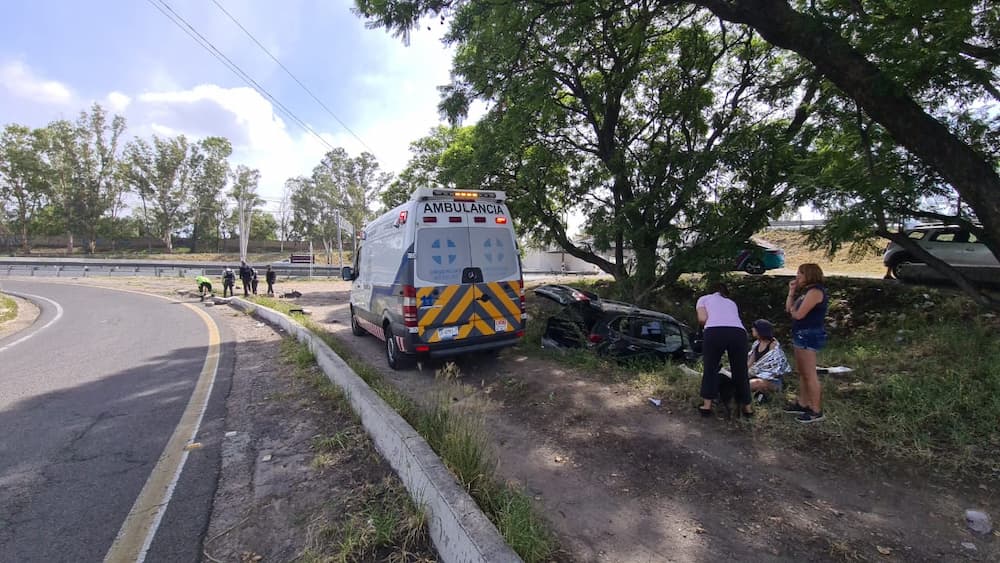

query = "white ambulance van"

[{"left": 341, "top": 188, "right": 526, "bottom": 369}]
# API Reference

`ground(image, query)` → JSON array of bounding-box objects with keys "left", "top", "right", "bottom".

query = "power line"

[
  {"left": 146, "top": 0, "right": 336, "bottom": 153},
  {"left": 209, "top": 0, "right": 377, "bottom": 156}
]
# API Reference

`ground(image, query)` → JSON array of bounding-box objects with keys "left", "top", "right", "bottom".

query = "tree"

[
  {"left": 0, "top": 125, "right": 48, "bottom": 251},
  {"left": 344, "top": 151, "right": 391, "bottom": 249},
  {"left": 35, "top": 120, "right": 79, "bottom": 251},
  {"left": 230, "top": 164, "right": 263, "bottom": 260},
  {"left": 277, "top": 179, "right": 296, "bottom": 250},
  {"left": 357, "top": 1, "right": 811, "bottom": 299},
  {"left": 691, "top": 0, "right": 1000, "bottom": 264},
  {"left": 356, "top": 0, "right": 1000, "bottom": 305},
  {"left": 187, "top": 137, "right": 232, "bottom": 252},
  {"left": 123, "top": 135, "right": 193, "bottom": 253},
  {"left": 71, "top": 104, "right": 128, "bottom": 253}
]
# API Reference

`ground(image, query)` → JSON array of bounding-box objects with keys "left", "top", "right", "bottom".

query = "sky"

[{"left": 0, "top": 0, "right": 472, "bottom": 214}]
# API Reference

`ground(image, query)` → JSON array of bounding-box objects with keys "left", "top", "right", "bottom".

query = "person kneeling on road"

[{"left": 196, "top": 275, "right": 213, "bottom": 301}]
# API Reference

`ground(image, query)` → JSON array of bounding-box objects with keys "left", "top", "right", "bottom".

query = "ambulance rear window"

[
  {"left": 469, "top": 227, "right": 518, "bottom": 280},
  {"left": 415, "top": 228, "right": 473, "bottom": 284}
]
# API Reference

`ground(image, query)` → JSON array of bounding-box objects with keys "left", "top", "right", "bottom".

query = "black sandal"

[{"left": 697, "top": 406, "right": 713, "bottom": 417}]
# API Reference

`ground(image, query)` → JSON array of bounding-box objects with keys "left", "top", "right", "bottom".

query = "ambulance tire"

[
  {"left": 384, "top": 322, "right": 414, "bottom": 370},
  {"left": 350, "top": 306, "right": 366, "bottom": 336}
]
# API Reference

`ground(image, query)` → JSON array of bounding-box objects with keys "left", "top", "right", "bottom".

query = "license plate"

[
  {"left": 494, "top": 319, "right": 508, "bottom": 331},
  {"left": 437, "top": 326, "right": 459, "bottom": 340}
]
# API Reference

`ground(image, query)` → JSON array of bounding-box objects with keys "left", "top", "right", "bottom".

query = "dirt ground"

[
  {"left": 5, "top": 275, "right": 997, "bottom": 562},
  {"left": 202, "top": 309, "right": 435, "bottom": 562},
  {"left": 287, "top": 279, "right": 997, "bottom": 563}
]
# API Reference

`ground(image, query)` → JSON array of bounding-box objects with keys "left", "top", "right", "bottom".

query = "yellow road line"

[{"left": 103, "top": 301, "right": 221, "bottom": 563}]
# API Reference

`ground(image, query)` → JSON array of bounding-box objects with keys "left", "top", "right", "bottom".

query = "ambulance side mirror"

[{"left": 341, "top": 266, "right": 354, "bottom": 281}]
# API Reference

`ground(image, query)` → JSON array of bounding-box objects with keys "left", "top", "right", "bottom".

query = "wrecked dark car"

[{"left": 533, "top": 284, "right": 699, "bottom": 363}]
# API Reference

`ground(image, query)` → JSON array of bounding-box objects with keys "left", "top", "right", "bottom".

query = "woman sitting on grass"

[{"left": 746, "top": 319, "right": 791, "bottom": 403}]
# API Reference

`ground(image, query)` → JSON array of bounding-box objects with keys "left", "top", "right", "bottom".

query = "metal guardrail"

[{"left": 0, "top": 259, "right": 344, "bottom": 279}]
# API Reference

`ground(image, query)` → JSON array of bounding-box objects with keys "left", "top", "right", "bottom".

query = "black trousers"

[
  {"left": 266, "top": 281, "right": 274, "bottom": 295},
  {"left": 700, "top": 326, "right": 751, "bottom": 404},
  {"left": 240, "top": 276, "right": 251, "bottom": 295}
]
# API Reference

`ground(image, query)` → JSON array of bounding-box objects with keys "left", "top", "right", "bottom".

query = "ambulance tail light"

[
  {"left": 422, "top": 216, "right": 438, "bottom": 223},
  {"left": 474, "top": 216, "right": 486, "bottom": 223},
  {"left": 449, "top": 216, "right": 462, "bottom": 223},
  {"left": 415, "top": 345, "right": 430, "bottom": 353},
  {"left": 496, "top": 216, "right": 508, "bottom": 224},
  {"left": 402, "top": 285, "right": 418, "bottom": 327}
]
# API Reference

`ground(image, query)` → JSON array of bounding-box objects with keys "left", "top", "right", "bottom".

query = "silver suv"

[{"left": 883, "top": 224, "right": 999, "bottom": 279}]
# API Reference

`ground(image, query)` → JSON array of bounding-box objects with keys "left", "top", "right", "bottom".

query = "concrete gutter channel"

[{"left": 219, "top": 295, "right": 521, "bottom": 563}]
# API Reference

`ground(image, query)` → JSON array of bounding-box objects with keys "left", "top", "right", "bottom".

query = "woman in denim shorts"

[{"left": 784, "top": 263, "right": 828, "bottom": 423}]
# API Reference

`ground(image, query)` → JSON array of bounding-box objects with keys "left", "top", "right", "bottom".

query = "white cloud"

[
  {"left": 0, "top": 60, "right": 74, "bottom": 105},
  {"left": 105, "top": 91, "right": 131, "bottom": 112},
  {"left": 132, "top": 84, "right": 334, "bottom": 205}
]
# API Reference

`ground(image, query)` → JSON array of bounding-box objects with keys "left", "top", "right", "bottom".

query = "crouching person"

[
  {"left": 196, "top": 275, "right": 213, "bottom": 301},
  {"left": 747, "top": 319, "right": 791, "bottom": 403}
]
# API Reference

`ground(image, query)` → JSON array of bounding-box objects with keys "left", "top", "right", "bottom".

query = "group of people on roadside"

[
  {"left": 696, "top": 263, "right": 829, "bottom": 424},
  {"left": 196, "top": 261, "right": 278, "bottom": 301}
]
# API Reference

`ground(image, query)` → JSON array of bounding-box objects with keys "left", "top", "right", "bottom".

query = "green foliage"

[
  {"left": 359, "top": 1, "right": 821, "bottom": 302},
  {"left": 0, "top": 293, "right": 17, "bottom": 323},
  {"left": 123, "top": 134, "right": 194, "bottom": 252},
  {"left": 0, "top": 124, "right": 48, "bottom": 250}
]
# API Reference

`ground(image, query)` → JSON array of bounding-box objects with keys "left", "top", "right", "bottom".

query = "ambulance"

[{"left": 341, "top": 188, "right": 526, "bottom": 369}]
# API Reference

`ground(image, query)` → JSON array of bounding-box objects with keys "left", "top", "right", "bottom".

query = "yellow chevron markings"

[
  {"left": 444, "top": 285, "right": 475, "bottom": 324},
  {"left": 490, "top": 282, "right": 522, "bottom": 318},
  {"left": 418, "top": 284, "right": 459, "bottom": 327}
]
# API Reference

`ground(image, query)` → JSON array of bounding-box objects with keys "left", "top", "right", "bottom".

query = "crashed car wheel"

[{"left": 744, "top": 259, "right": 766, "bottom": 275}]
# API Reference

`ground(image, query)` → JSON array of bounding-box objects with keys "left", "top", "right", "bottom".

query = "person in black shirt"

[
  {"left": 250, "top": 267, "right": 259, "bottom": 295},
  {"left": 222, "top": 268, "right": 236, "bottom": 297},
  {"left": 265, "top": 265, "right": 277, "bottom": 296},
  {"left": 238, "top": 261, "right": 252, "bottom": 296}
]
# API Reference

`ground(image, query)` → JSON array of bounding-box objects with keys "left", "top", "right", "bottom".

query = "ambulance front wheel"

[
  {"left": 350, "top": 306, "right": 366, "bottom": 336},
  {"left": 384, "top": 323, "right": 414, "bottom": 370}
]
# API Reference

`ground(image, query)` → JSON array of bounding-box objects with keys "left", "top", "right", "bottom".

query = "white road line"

[{"left": 0, "top": 291, "right": 64, "bottom": 354}]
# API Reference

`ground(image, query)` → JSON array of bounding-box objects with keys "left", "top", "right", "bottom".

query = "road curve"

[{"left": 0, "top": 281, "right": 233, "bottom": 563}]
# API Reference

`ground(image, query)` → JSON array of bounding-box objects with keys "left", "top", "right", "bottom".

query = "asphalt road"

[{"left": 0, "top": 281, "right": 234, "bottom": 563}]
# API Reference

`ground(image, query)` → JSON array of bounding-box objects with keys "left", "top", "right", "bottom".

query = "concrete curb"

[{"left": 226, "top": 298, "right": 522, "bottom": 563}]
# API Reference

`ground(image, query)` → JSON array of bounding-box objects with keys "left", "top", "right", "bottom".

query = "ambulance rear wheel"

[
  {"left": 384, "top": 323, "right": 414, "bottom": 370},
  {"left": 350, "top": 306, "right": 366, "bottom": 336}
]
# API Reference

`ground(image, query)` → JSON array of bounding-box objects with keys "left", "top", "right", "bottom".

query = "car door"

[{"left": 964, "top": 233, "right": 999, "bottom": 267}]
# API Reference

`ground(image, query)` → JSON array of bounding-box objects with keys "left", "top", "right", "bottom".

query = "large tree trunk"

[
  {"left": 20, "top": 221, "right": 29, "bottom": 253},
  {"left": 164, "top": 233, "right": 173, "bottom": 253},
  {"left": 66, "top": 231, "right": 74, "bottom": 254},
  {"left": 190, "top": 222, "right": 200, "bottom": 253},
  {"left": 694, "top": 0, "right": 1000, "bottom": 260}
]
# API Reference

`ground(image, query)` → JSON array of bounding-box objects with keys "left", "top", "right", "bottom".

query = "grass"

[
  {"left": 526, "top": 275, "right": 1000, "bottom": 479},
  {"left": 0, "top": 293, "right": 16, "bottom": 323},
  {"left": 256, "top": 297, "right": 557, "bottom": 562},
  {"left": 277, "top": 338, "right": 431, "bottom": 562}
]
